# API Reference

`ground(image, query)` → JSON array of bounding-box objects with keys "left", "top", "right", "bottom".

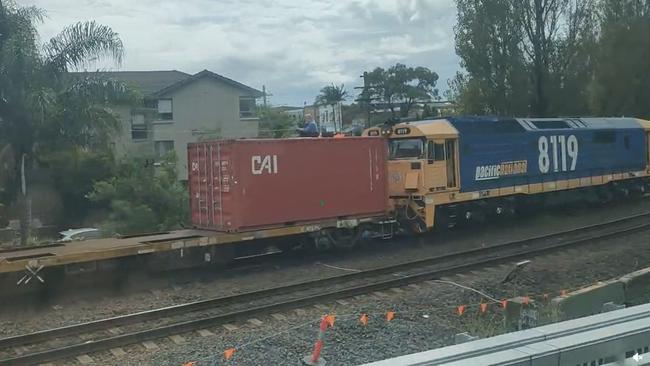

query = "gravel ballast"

[
  {"left": 129, "top": 229, "right": 650, "bottom": 366},
  {"left": 1, "top": 199, "right": 649, "bottom": 365}
]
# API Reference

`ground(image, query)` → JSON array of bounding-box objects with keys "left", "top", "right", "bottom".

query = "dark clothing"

[{"left": 298, "top": 120, "right": 319, "bottom": 137}]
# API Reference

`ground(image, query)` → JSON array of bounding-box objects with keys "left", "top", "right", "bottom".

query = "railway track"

[{"left": 1, "top": 212, "right": 649, "bottom": 365}]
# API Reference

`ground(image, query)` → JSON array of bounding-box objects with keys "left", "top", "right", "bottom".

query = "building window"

[
  {"left": 144, "top": 99, "right": 157, "bottom": 109},
  {"left": 157, "top": 99, "right": 173, "bottom": 120},
  {"left": 154, "top": 140, "right": 174, "bottom": 158},
  {"left": 239, "top": 97, "right": 256, "bottom": 118},
  {"left": 131, "top": 114, "right": 147, "bottom": 140}
]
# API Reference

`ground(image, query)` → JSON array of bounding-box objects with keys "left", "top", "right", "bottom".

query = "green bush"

[{"left": 89, "top": 153, "right": 188, "bottom": 235}]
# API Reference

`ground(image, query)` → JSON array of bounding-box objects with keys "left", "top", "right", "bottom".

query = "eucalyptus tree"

[
  {"left": 454, "top": 0, "right": 529, "bottom": 115},
  {"left": 589, "top": 0, "right": 650, "bottom": 118},
  {"left": 360, "top": 64, "right": 438, "bottom": 118},
  {"left": 453, "top": 0, "right": 596, "bottom": 117}
]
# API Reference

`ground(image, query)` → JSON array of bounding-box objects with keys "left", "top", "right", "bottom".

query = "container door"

[
  {"left": 189, "top": 143, "right": 211, "bottom": 227},
  {"left": 211, "top": 142, "right": 227, "bottom": 229},
  {"left": 445, "top": 139, "right": 458, "bottom": 188},
  {"left": 189, "top": 142, "right": 227, "bottom": 229},
  {"left": 207, "top": 142, "right": 219, "bottom": 228}
]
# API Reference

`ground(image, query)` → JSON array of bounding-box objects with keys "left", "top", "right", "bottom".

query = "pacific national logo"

[{"left": 475, "top": 160, "right": 527, "bottom": 181}]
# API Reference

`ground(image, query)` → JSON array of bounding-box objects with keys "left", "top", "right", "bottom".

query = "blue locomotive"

[{"left": 366, "top": 117, "right": 650, "bottom": 231}]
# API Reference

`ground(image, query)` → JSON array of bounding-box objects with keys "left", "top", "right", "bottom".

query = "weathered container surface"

[{"left": 188, "top": 138, "right": 388, "bottom": 232}]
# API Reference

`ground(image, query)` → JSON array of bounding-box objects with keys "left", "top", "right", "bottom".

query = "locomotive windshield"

[{"left": 389, "top": 138, "right": 425, "bottom": 160}]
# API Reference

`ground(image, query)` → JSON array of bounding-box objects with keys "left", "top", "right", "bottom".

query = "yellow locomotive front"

[{"left": 365, "top": 119, "right": 461, "bottom": 233}]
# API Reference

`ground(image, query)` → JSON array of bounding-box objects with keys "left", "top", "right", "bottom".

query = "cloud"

[{"left": 23, "top": 0, "right": 459, "bottom": 106}]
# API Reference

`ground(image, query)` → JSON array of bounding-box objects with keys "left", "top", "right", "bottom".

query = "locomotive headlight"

[
  {"left": 381, "top": 126, "right": 393, "bottom": 136},
  {"left": 367, "top": 129, "right": 380, "bottom": 137}
]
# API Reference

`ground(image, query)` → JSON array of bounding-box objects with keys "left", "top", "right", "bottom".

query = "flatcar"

[{"left": 365, "top": 117, "right": 650, "bottom": 233}]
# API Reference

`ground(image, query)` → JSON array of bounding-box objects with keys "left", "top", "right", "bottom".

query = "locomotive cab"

[{"left": 365, "top": 119, "right": 460, "bottom": 232}]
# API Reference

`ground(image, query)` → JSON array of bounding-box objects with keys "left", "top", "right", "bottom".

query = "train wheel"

[
  {"left": 614, "top": 184, "right": 631, "bottom": 199},
  {"left": 497, "top": 199, "right": 516, "bottom": 218},
  {"left": 596, "top": 186, "right": 614, "bottom": 204},
  {"left": 434, "top": 205, "right": 457, "bottom": 229},
  {"left": 112, "top": 260, "right": 131, "bottom": 293},
  {"left": 297, "top": 234, "right": 330, "bottom": 252},
  {"left": 517, "top": 196, "right": 543, "bottom": 216},
  {"left": 471, "top": 202, "right": 488, "bottom": 223},
  {"left": 632, "top": 182, "right": 646, "bottom": 197},
  {"left": 36, "top": 267, "right": 65, "bottom": 304},
  {"left": 211, "top": 245, "right": 236, "bottom": 268},
  {"left": 411, "top": 219, "right": 428, "bottom": 233},
  {"left": 313, "top": 233, "right": 333, "bottom": 251},
  {"left": 328, "top": 227, "right": 365, "bottom": 250}
]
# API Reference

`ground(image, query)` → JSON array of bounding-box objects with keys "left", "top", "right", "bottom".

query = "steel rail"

[{"left": 1, "top": 212, "right": 649, "bottom": 365}]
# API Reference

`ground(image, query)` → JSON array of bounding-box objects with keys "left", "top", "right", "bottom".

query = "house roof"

[
  {"left": 97, "top": 70, "right": 191, "bottom": 95},
  {"left": 89, "top": 69, "right": 263, "bottom": 98},
  {"left": 153, "top": 69, "right": 263, "bottom": 98},
  {"left": 273, "top": 106, "right": 304, "bottom": 111}
]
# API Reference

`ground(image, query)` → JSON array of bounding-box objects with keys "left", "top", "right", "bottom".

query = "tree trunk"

[
  {"left": 19, "top": 153, "right": 29, "bottom": 246},
  {"left": 533, "top": 52, "right": 548, "bottom": 117}
]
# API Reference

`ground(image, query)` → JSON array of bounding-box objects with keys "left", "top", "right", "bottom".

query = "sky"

[{"left": 21, "top": 0, "right": 461, "bottom": 107}]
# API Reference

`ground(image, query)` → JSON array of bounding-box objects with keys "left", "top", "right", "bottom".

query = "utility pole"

[
  {"left": 262, "top": 85, "right": 268, "bottom": 108},
  {"left": 354, "top": 72, "right": 373, "bottom": 128}
]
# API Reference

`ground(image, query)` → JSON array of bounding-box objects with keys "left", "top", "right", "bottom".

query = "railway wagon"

[
  {"left": 366, "top": 117, "right": 650, "bottom": 231},
  {"left": 0, "top": 137, "right": 391, "bottom": 290},
  {"left": 188, "top": 137, "right": 390, "bottom": 249}
]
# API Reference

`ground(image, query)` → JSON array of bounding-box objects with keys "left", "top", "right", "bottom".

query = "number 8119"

[{"left": 538, "top": 135, "right": 578, "bottom": 173}]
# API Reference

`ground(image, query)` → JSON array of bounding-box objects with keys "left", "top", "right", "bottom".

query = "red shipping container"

[{"left": 188, "top": 138, "right": 388, "bottom": 232}]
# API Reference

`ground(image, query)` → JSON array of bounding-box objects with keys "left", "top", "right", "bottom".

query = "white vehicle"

[{"left": 57, "top": 228, "right": 102, "bottom": 242}]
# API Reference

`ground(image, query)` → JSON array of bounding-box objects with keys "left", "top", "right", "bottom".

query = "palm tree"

[
  {"left": 0, "top": 1, "right": 135, "bottom": 245},
  {"left": 315, "top": 84, "right": 348, "bottom": 133}
]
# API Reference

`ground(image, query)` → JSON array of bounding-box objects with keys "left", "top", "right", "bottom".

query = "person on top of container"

[{"left": 297, "top": 114, "right": 319, "bottom": 137}]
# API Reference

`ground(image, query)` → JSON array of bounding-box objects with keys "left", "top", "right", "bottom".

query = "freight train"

[
  {"left": 188, "top": 116, "right": 650, "bottom": 251},
  {"left": 2, "top": 116, "right": 650, "bottom": 288},
  {"left": 187, "top": 137, "right": 391, "bottom": 251}
]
